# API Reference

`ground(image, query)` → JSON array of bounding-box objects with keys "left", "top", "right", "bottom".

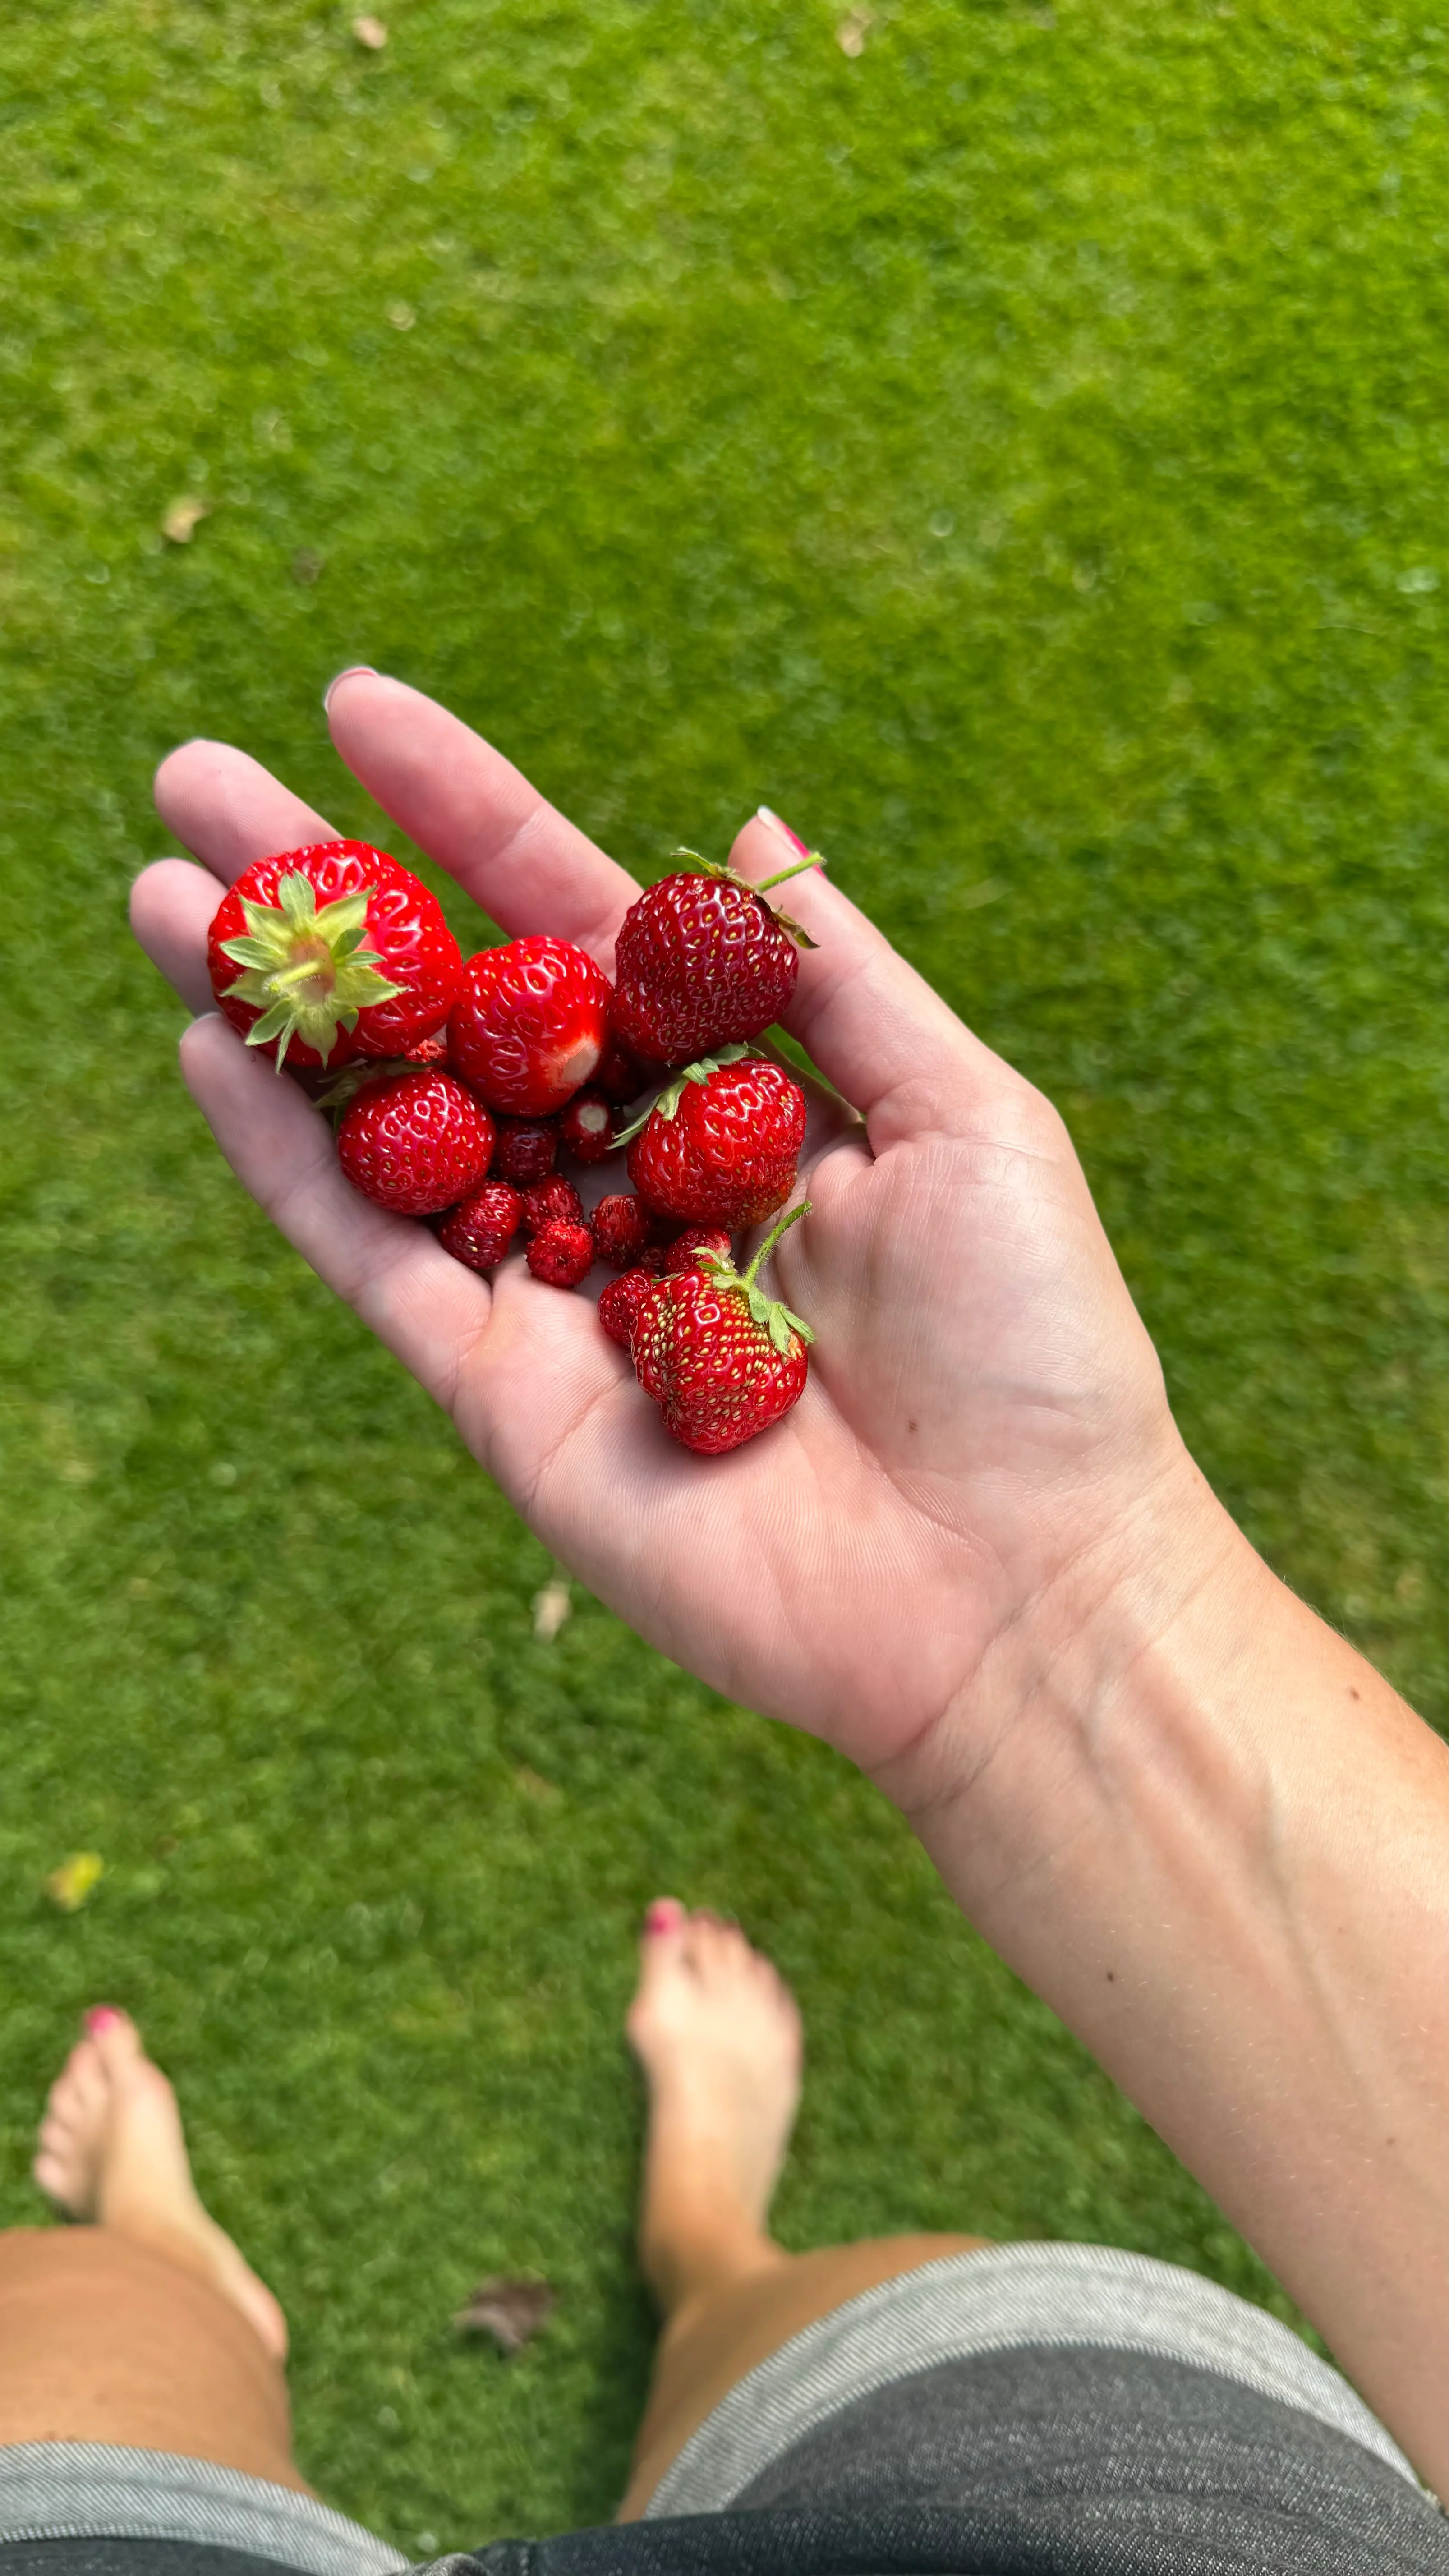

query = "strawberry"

[
  {"left": 519, "top": 1176, "right": 584, "bottom": 1237},
  {"left": 630, "top": 1203, "right": 813, "bottom": 1454},
  {"left": 449, "top": 936, "right": 612, "bottom": 1116},
  {"left": 593, "top": 1033, "right": 657, "bottom": 1103},
  {"left": 527, "top": 1220, "right": 594, "bottom": 1288},
  {"left": 590, "top": 1193, "right": 653, "bottom": 1270},
  {"left": 612, "top": 846, "right": 820, "bottom": 1065},
  {"left": 662, "top": 1226, "right": 732, "bottom": 1277},
  {"left": 438, "top": 1181, "right": 523, "bottom": 1271},
  {"left": 559, "top": 1088, "right": 619, "bottom": 1163},
  {"left": 597, "top": 1261, "right": 661, "bottom": 1348},
  {"left": 623, "top": 1047, "right": 806, "bottom": 1228},
  {"left": 336, "top": 1070, "right": 493, "bottom": 1215},
  {"left": 209, "top": 841, "right": 463, "bottom": 1070},
  {"left": 492, "top": 1117, "right": 560, "bottom": 1182}
]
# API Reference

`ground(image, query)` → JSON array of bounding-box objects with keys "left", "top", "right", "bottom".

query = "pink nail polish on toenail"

[
  {"left": 85, "top": 2006, "right": 121, "bottom": 2034},
  {"left": 644, "top": 1903, "right": 677, "bottom": 1936},
  {"left": 756, "top": 805, "right": 811, "bottom": 858}
]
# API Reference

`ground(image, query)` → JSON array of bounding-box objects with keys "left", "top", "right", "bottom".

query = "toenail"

[
  {"left": 644, "top": 1902, "right": 679, "bottom": 1936},
  {"left": 84, "top": 2006, "right": 122, "bottom": 2033}
]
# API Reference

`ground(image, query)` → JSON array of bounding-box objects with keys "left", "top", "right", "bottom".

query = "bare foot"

[
  {"left": 33, "top": 2007, "right": 288, "bottom": 2364},
  {"left": 626, "top": 1903, "right": 803, "bottom": 2311}
]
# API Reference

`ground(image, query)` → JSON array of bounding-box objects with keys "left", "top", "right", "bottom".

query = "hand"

[
  {"left": 133, "top": 678, "right": 1449, "bottom": 2491},
  {"left": 133, "top": 672, "right": 1199, "bottom": 1789}
]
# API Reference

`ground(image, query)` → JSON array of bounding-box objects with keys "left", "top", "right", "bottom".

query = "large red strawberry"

[
  {"left": 336, "top": 1070, "right": 493, "bottom": 1215},
  {"left": 209, "top": 841, "right": 463, "bottom": 1071},
  {"left": 630, "top": 1203, "right": 813, "bottom": 1454},
  {"left": 612, "top": 846, "right": 820, "bottom": 1065},
  {"left": 449, "top": 936, "right": 611, "bottom": 1116},
  {"left": 623, "top": 1047, "right": 806, "bottom": 1228}
]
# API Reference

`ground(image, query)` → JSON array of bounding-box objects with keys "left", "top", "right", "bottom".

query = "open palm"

[{"left": 132, "top": 673, "right": 1186, "bottom": 1785}]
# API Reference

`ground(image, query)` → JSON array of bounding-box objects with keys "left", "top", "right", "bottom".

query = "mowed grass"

[{"left": 0, "top": 0, "right": 1444, "bottom": 2551}]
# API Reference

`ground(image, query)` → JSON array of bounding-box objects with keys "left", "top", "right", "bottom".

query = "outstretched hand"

[{"left": 132, "top": 672, "right": 1191, "bottom": 1789}]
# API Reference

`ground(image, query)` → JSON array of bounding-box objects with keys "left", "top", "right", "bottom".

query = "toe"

[{"left": 85, "top": 2006, "right": 142, "bottom": 2068}]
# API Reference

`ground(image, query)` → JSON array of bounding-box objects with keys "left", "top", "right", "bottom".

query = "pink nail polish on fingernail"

[
  {"left": 756, "top": 805, "right": 810, "bottom": 858},
  {"left": 85, "top": 2006, "right": 122, "bottom": 2034},
  {"left": 323, "top": 665, "right": 378, "bottom": 713}
]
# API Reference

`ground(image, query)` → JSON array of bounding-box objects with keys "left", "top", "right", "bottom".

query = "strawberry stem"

[
  {"left": 741, "top": 1198, "right": 810, "bottom": 1290},
  {"left": 754, "top": 851, "right": 825, "bottom": 893}
]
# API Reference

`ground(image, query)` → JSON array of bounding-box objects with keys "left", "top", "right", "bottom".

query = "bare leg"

[
  {"left": 618, "top": 1905, "right": 986, "bottom": 2519},
  {"left": 0, "top": 2006, "right": 305, "bottom": 2485}
]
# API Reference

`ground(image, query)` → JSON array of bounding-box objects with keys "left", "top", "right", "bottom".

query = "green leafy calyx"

[
  {"left": 698, "top": 1199, "right": 815, "bottom": 1353},
  {"left": 610, "top": 1042, "right": 756, "bottom": 1147},
  {"left": 668, "top": 844, "right": 822, "bottom": 950},
  {"left": 220, "top": 870, "right": 404, "bottom": 1069}
]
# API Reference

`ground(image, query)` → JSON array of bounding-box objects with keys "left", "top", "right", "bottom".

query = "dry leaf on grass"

[
  {"left": 532, "top": 1576, "right": 571, "bottom": 1641},
  {"left": 353, "top": 15, "right": 388, "bottom": 47},
  {"left": 162, "top": 497, "right": 210, "bottom": 544},
  {"left": 46, "top": 1852, "right": 104, "bottom": 1912},
  {"left": 387, "top": 300, "right": 416, "bottom": 331},
  {"left": 453, "top": 2277, "right": 555, "bottom": 2353},
  {"left": 837, "top": 6, "right": 873, "bottom": 53}
]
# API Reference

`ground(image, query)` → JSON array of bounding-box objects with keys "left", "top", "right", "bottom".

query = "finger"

[
  {"left": 729, "top": 809, "right": 1019, "bottom": 1141},
  {"left": 326, "top": 671, "right": 639, "bottom": 964},
  {"left": 178, "top": 1012, "right": 492, "bottom": 1410},
  {"left": 129, "top": 858, "right": 225, "bottom": 1015},
  {"left": 154, "top": 741, "right": 337, "bottom": 885}
]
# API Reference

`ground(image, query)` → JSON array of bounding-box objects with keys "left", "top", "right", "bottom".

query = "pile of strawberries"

[{"left": 207, "top": 836, "right": 821, "bottom": 1454}]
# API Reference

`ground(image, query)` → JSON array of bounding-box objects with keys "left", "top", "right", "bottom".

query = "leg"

[
  {"left": 0, "top": 2006, "right": 307, "bottom": 2488},
  {"left": 618, "top": 1905, "right": 986, "bottom": 2520}
]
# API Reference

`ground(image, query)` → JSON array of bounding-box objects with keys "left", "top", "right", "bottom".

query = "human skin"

[{"left": 132, "top": 670, "right": 1447, "bottom": 2493}]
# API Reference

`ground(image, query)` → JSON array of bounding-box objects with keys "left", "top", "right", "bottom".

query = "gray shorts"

[{"left": 0, "top": 2245, "right": 1441, "bottom": 2574}]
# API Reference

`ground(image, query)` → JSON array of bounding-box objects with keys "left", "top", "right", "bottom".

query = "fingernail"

[
  {"left": 85, "top": 2006, "right": 122, "bottom": 2035},
  {"left": 323, "top": 665, "right": 378, "bottom": 713},
  {"left": 644, "top": 1900, "right": 680, "bottom": 1936},
  {"left": 756, "top": 805, "right": 810, "bottom": 858}
]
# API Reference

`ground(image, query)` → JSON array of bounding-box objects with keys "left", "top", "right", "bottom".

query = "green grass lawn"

[{"left": 0, "top": 0, "right": 1444, "bottom": 2551}]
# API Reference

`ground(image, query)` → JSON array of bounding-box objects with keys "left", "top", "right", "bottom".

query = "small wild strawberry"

[
  {"left": 559, "top": 1089, "right": 619, "bottom": 1163},
  {"left": 492, "top": 1117, "right": 560, "bottom": 1182},
  {"left": 623, "top": 1047, "right": 806, "bottom": 1229},
  {"left": 612, "top": 845, "right": 820, "bottom": 1066},
  {"left": 337, "top": 1071, "right": 494, "bottom": 1216},
  {"left": 590, "top": 1194, "right": 653, "bottom": 1270},
  {"left": 449, "top": 936, "right": 612, "bottom": 1115},
  {"left": 593, "top": 1033, "right": 657, "bottom": 1103},
  {"left": 209, "top": 840, "right": 463, "bottom": 1070},
  {"left": 630, "top": 1203, "right": 813, "bottom": 1455},
  {"left": 597, "top": 1262, "right": 660, "bottom": 1348},
  {"left": 662, "top": 1227, "right": 732, "bottom": 1277},
  {"left": 527, "top": 1220, "right": 594, "bottom": 1288},
  {"left": 519, "top": 1176, "right": 584, "bottom": 1237},
  {"left": 438, "top": 1181, "right": 523, "bottom": 1271}
]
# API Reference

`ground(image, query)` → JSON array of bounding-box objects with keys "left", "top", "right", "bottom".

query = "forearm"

[{"left": 889, "top": 1444, "right": 1449, "bottom": 2492}]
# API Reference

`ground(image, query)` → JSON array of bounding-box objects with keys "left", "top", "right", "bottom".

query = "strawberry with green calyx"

[
  {"left": 630, "top": 1202, "right": 814, "bottom": 1455},
  {"left": 208, "top": 841, "right": 463, "bottom": 1071},
  {"left": 612, "top": 844, "right": 823, "bottom": 1066},
  {"left": 620, "top": 1046, "right": 806, "bottom": 1229}
]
